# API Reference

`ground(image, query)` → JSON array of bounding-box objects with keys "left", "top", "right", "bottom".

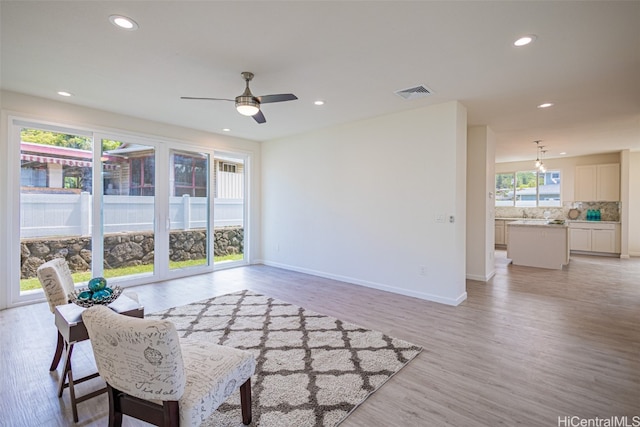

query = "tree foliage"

[
  {"left": 21, "top": 129, "right": 92, "bottom": 150},
  {"left": 102, "top": 139, "right": 123, "bottom": 151},
  {"left": 21, "top": 129, "right": 123, "bottom": 151},
  {"left": 516, "top": 171, "right": 537, "bottom": 188},
  {"left": 495, "top": 173, "right": 514, "bottom": 189}
]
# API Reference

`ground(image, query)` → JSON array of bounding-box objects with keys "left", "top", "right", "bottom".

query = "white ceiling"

[{"left": 2, "top": 1, "right": 639, "bottom": 163}]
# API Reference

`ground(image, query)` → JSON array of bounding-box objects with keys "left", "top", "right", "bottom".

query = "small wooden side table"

[{"left": 54, "top": 294, "right": 144, "bottom": 422}]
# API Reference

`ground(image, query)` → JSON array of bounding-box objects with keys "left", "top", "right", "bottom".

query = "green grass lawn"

[{"left": 20, "top": 254, "right": 244, "bottom": 292}]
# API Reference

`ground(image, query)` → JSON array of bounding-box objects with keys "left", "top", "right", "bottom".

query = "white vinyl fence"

[{"left": 20, "top": 193, "right": 243, "bottom": 238}]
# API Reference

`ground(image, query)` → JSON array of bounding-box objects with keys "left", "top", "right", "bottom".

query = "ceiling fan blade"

[
  {"left": 257, "top": 94, "right": 298, "bottom": 104},
  {"left": 252, "top": 110, "right": 266, "bottom": 124},
  {"left": 180, "top": 96, "right": 234, "bottom": 102}
]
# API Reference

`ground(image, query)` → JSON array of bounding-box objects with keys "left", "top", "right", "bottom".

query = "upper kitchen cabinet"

[{"left": 574, "top": 163, "right": 620, "bottom": 201}]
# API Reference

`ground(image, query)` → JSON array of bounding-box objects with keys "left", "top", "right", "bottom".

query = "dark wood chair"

[
  {"left": 37, "top": 258, "right": 76, "bottom": 372},
  {"left": 38, "top": 258, "right": 103, "bottom": 422},
  {"left": 82, "top": 305, "right": 255, "bottom": 426},
  {"left": 38, "top": 258, "right": 143, "bottom": 422}
]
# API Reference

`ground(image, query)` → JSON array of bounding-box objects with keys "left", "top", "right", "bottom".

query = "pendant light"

[
  {"left": 533, "top": 141, "right": 543, "bottom": 169},
  {"left": 539, "top": 150, "right": 547, "bottom": 173},
  {"left": 532, "top": 140, "right": 549, "bottom": 173}
]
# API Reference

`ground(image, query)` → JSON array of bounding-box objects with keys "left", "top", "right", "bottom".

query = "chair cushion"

[{"left": 178, "top": 339, "right": 255, "bottom": 426}]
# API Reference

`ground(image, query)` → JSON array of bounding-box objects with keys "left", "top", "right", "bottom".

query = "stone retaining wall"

[{"left": 20, "top": 227, "right": 243, "bottom": 279}]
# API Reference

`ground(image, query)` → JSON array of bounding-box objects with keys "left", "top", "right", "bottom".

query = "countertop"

[
  {"left": 496, "top": 217, "right": 620, "bottom": 224},
  {"left": 564, "top": 220, "right": 620, "bottom": 224},
  {"left": 506, "top": 220, "right": 568, "bottom": 228}
]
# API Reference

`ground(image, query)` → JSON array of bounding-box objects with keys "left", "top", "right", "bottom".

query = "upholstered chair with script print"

[
  {"left": 37, "top": 258, "right": 77, "bottom": 371},
  {"left": 82, "top": 305, "right": 255, "bottom": 426}
]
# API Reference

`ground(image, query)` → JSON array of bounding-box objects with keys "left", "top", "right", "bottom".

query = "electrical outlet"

[{"left": 419, "top": 266, "right": 427, "bottom": 276}]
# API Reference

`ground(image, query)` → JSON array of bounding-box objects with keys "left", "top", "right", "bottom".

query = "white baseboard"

[
  {"left": 260, "top": 260, "right": 467, "bottom": 306},
  {"left": 466, "top": 269, "right": 495, "bottom": 282}
]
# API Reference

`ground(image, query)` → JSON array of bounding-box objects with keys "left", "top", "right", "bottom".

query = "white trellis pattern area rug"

[{"left": 148, "top": 290, "right": 422, "bottom": 426}]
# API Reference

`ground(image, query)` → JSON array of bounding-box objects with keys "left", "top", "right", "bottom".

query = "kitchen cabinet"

[
  {"left": 569, "top": 228, "right": 591, "bottom": 251},
  {"left": 574, "top": 164, "right": 620, "bottom": 201},
  {"left": 592, "top": 229, "right": 618, "bottom": 253},
  {"left": 569, "top": 222, "right": 620, "bottom": 254},
  {"left": 495, "top": 220, "right": 505, "bottom": 245},
  {"left": 495, "top": 219, "right": 513, "bottom": 246}
]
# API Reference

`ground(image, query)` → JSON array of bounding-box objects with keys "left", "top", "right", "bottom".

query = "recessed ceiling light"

[
  {"left": 109, "top": 15, "right": 139, "bottom": 31},
  {"left": 537, "top": 102, "right": 554, "bottom": 109},
  {"left": 57, "top": 91, "right": 72, "bottom": 97},
  {"left": 560, "top": 152, "right": 567, "bottom": 155},
  {"left": 222, "top": 128, "right": 231, "bottom": 132},
  {"left": 314, "top": 100, "right": 325, "bottom": 106},
  {"left": 514, "top": 35, "right": 536, "bottom": 47}
]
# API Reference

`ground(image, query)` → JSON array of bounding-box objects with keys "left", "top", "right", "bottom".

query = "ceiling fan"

[{"left": 181, "top": 71, "right": 298, "bottom": 124}]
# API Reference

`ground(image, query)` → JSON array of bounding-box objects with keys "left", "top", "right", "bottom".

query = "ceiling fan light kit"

[
  {"left": 181, "top": 71, "right": 298, "bottom": 124},
  {"left": 236, "top": 96, "right": 259, "bottom": 116}
]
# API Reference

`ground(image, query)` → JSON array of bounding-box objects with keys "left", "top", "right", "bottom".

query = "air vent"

[{"left": 394, "top": 85, "right": 433, "bottom": 100}]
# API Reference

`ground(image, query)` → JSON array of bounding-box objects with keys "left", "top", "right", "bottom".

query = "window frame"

[{"left": 495, "top": 169, "right": 562, "bottom": 207}]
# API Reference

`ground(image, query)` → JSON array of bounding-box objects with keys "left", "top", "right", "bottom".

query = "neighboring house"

[
  {"left": 20, "top": 141, "right": 243, "bottom": 199},
  {"left": 20, "top": 142, "right": 95, "bottom": 193},
  {"left": 502, "top": 183, "right": 560, "bottom": 203}
]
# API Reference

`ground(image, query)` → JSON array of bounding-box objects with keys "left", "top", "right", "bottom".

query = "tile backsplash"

[{"left": 495, "top": 202, "right": 620, "bottom": 222}]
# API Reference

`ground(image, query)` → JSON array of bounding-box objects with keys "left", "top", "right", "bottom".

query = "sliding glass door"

[
  {"left": 213, "top": 152, "right": 247, "bottom": 266},
  {"left": 18, "top": 127, "right": 96, "bottom": 295},
  {"left": 169, "top": 149, "right": 211, "bottom": 271},
  {"left": 10, "top": 118, "right": 249, "bottom": 306},
  {"left": 100, "top": 138, "right": 157, "bottom": 281}
]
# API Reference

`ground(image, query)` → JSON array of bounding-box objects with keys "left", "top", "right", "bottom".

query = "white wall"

[
  {"left": 629, "top": 151, "right": 640, "bottom": 256},
  {"left": 0, "top": 90, "right": 262, "bottom": 309},
  {"left": 261, "top": 101, "right": 467, "bottom": 306},
  {"left": 466, "top": 126, "right": 496, "bottom": 281}
]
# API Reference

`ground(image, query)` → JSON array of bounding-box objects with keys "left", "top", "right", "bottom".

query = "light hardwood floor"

[{"left": 1, "top": 252, "right": 639, "bottom": 426}]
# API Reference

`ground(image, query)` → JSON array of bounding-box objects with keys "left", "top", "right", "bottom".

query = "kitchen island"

[{"left": 506, "top": 220, "right": 569, "bottom": 270}]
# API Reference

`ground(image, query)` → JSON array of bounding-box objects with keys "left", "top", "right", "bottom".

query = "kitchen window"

[{"left": 495, "top": 170, "right": 561, "bottom": 207}]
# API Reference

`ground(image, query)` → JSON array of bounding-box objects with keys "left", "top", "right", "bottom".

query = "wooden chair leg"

[
  {"left": 67, "top": 363, "right": 79, "bottom": 423},
  {"left": 240, "top": 378, "right": 252, "bottom": 425},
  {"left": 162, "top": 401, "right": 180, "bottom": 427},
  {"left": 49, "top": 331, "right": 64, "bottom": 371},
  {"left": 57, "top": 342, "right": 74, "bottom": 398},
  {"left": 107, "top": 385, "right": 123, "bottom": 427}
]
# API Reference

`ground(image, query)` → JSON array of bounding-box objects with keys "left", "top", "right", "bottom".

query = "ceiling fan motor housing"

[{"left": 235, "top": 95, "right": 260, "bottom": 116}]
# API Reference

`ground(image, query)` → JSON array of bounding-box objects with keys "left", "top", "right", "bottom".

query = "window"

[
  {"left": 219, "top": 162, "right": 237, "bottom": 173},
  {"left": 130, "top": 156, "right": 155, "bottom": 196},
  {"left": 495, "top": 170, "right": 561, "bottom": 207},
  {"left": 495, "top": 173, "right": 514, "bottom": 206},
  {"left": 20, "top": 166, "right": 47, "bottom": 187},
  {"left": 174, "top": 154, "right": 208, "bottom": 197}
]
